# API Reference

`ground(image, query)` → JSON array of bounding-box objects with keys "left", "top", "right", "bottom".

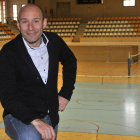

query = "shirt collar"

[{"left": 23, "top": 33, "right": 49, "bottom": 51}]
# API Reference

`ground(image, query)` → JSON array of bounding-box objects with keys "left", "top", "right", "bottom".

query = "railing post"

[{"left": 128, "top": 52, "right": 131, "bottom": 78}]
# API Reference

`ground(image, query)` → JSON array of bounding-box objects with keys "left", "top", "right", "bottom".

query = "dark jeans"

[{"left": 4, "top": 114, "right": 58, "bottom": 140}]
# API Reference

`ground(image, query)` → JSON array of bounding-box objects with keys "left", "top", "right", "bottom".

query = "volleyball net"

[
  {"left": 58, "top": 44, "right": 140, "bottom": 87},
  {"left": 128, "top": 51, "right": 140, "bottom": 77}
]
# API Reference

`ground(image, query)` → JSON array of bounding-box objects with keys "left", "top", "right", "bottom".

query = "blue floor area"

[
  {"left": 0, "top": 82, "right": 140, "bottom": 137},
  {"left": 0, "top": 122, "right": 4, "bottom": 128},
  {"left": 58, "top": 82, "right": 140, "bottom": 137}
]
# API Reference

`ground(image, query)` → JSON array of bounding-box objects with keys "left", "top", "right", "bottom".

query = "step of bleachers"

[
  {"left": 83, "top": 17, "right": 140, "bottom": 37},
  {"left": 0, "top": 23, "right": 16, "bottom": 40},
  {"left": 44, "top": 18, "right": 81, "bottom": 36}
]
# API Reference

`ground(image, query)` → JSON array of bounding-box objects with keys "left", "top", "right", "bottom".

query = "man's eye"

[
  {"left": 34, "top": 20, "right": 39, "bottom": 23},
  {"left": 22, "top": 21, "right": 27, "bottom": 24}
]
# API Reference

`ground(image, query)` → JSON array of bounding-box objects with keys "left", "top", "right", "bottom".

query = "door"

[{"left": 56, "top": 2, "right": 70, "bottom": 18}]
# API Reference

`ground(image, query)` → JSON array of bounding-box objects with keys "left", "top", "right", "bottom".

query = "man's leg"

[
  {"left": 4, "top": 114, "right": 41, "bottom": 140},
  {"left": 4, "top": 114, "right": 58, "bottom": 140}
]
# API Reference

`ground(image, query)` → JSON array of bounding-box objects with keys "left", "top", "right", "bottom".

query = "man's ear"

[
  {"left": 17, "top": 21, "right": 20, "bottom": 30},
  {"left": 43, "top": 18, "right": 47, "bottom": 29}
]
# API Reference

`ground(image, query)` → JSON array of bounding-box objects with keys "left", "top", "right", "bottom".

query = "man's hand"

[
  {"left": 58, "top": 96, "right": 69, "bottom": 111},
  {"left": 31, "top": 119, "right": 56, "bottom": 140}
]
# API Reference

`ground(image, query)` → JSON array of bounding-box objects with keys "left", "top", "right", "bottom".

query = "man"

[{"left": 0, "top": 4, "right": 77, "bottom": 140}]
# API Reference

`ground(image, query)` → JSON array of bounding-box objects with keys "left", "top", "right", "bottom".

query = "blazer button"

[
  {"left": 39, "top": 113, "right": 45, "bottom": 117},
  {"left": 37, "top": 77, "right": 39, "bottom": 80},
  {"left": 40, "top": 113, "right": 44, "bottom": 116}
]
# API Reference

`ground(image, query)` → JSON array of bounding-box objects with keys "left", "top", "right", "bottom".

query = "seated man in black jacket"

[{"left": 0, "top": 4, "right": 77, "bottom": 140}]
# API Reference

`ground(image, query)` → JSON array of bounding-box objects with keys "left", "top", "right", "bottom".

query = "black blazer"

[{"left": 0, "top": 32, "right": 77, "bottom": 127}]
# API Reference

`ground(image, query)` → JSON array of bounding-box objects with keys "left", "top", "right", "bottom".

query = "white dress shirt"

[{"left": 23, "top": 33, "right": 49, "bottom": 84}]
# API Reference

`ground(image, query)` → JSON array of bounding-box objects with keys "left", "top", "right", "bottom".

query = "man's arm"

[{"left": 58, "top": 37, "right": 77, "bottom": 106}]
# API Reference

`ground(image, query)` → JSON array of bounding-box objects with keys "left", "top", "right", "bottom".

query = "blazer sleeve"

[
  {"left": 0, "top": 47, "right": 39, "bottom": 124},
  {"left": 58, "top": 37, "right": 77, "bottom": 100}
]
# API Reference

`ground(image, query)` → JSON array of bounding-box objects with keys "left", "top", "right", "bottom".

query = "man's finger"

[{"left": 50, "top": 127, "right": 56, "bottom": 140}]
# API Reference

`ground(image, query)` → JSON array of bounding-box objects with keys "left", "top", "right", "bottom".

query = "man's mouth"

[{"left": 27, "top": 32, "right": 36, "bottom": 36}]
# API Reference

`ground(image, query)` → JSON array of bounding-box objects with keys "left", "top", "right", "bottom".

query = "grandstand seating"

[
  {"left": 0, "top": 23, "right": 15, "bottom": 40},
  {"left": 44, "top": 18, "right": 81, "bottom": 36},
  {"left": 47, "top": 17, "right": 81, "bottom": 22},
  {"left": 12, "top": 17, "right": 140, "bottom": 41},
  {"left": 83, "top": 17, "right": 140, "bottom": 37}
]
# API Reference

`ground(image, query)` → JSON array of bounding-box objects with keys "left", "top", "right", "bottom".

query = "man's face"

[{"left": 17, "top": 5, "right": 47, "bottom": 47}]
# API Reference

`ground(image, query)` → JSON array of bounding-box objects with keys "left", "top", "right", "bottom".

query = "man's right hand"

[{"left": 31, "top": 119, "right": 56, "bottom": 140}]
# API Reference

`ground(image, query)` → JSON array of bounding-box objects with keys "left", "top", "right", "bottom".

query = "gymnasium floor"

[
  {"left": 57, "top": 62, "right": 140, "bottom": 140},
  {"left": 0, "top": 42, "right": 140, "bottom": 139}
]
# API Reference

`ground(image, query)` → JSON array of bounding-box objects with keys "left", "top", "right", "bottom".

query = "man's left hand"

[{"left": 58, "top": 96, "right": 69, "bottom": 111}]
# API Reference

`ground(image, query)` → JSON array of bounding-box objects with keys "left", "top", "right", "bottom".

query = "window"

[
  {"left": 13, "top": 5, "right": 17, "bottom": 20},
  {"left": 0, "top": 0, "right": 6, "bottom": 23},
  {"left": 123, "top": 0, "right": 135, "bottom": 6},
  {"left": 3, "top": 1, "right": 6, "bottom": 23},
  {"left": 0, "top": 2, "right": 1, "bottom": 23}
]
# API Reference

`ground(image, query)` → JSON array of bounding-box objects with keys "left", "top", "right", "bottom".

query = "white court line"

[{"left": 58, "top": 73, "right": 140, "bottom": 78}]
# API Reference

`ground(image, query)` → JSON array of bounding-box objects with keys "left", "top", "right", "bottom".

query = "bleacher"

[
  {"left": 43, "top": 18, "right": 81, "bottom": 36},
  {"left": 13, "top": 18, "right": 81, "bottom": 42},
  {"left": 83, "top": 16, "right": 140, "bottom": 37},
  {"left": 11, "top": 16, "right": 140, "bottom": 43},
  {"left": 0, "top": 23, "right": 16, "bottom": 40}
]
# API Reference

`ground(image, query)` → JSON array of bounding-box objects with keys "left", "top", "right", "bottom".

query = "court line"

[
  {"left": 76, "top": 96, "right": 125, "bottom": 106},
  {"left": 59, "top": 119, "right": 99, "bottom": 140},
  {"left": 131, "top": 68, "right": 140, "bottom": 75},
  {"left": 59, "top": 119, "right": 140, "bottom": 138},
  {"left": 102, "top": 64, "right": 120, "bottom": 76},
  {"left": 94, "top": 121, "right": 140, "bottom": 132},
  {"left": 58, "top": 73, "right": 140, "bottom": 78}
]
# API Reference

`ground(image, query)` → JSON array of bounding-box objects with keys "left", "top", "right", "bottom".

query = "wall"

[
  {"left": 6, "top": 0, "right": 27, "bottom": 20},
  {"left": 69, "top": 45, "right": 137, "bottom": 62},
  {"left": 45, "top": 0, "right": 140, "bottom": 21},
  {"left": 35, "top": 0, "right": 51, "bottom": 19},
  {"left": 6, "top": 0, "right": 140, "bottom": 22}
]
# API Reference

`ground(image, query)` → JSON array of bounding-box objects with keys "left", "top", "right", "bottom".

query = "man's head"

[{"left": 17, "top": 4, "right": 47, "bottom": 47}]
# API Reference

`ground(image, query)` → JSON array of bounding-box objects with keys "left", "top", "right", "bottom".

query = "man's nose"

[{"left": 28, "top": 22, "right": 33, "bottom": 30}]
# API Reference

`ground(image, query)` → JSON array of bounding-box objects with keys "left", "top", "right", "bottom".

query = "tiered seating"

[
  {"left": 0, "top": 23, "right": 15, "bottom": 40},
  {"left": 83, "top": 17, "right": 140, "bottom": 37},
  {"left": 44, "top": 18, "right": 81, "bottom": 36},
  {"left": 48, "top": 17, "right": 81, "bottom": 22}
]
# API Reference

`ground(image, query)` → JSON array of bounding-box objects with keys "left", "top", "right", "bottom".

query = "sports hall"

[{"left": 0, "top": 0, "right": 140, "bottom": 139}]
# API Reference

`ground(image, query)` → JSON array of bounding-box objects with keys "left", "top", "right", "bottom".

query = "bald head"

[
  {"left": 18, "top": 4, "right": 44, "bottom": 22},
  {"left": 17, "top": 3, "right": 47, "bottom": 47}
]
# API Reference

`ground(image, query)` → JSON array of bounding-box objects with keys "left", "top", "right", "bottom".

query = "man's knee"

[
  {"left": 19, "top": 129, "right": 41, "bottom": 140},
  {"left": 4, "top": 114, "right": 41, "bottom": 140}
]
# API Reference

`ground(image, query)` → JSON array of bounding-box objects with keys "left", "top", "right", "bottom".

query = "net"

[{"left": 131, "top": 52, "right": 140, "bottom": 64}]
